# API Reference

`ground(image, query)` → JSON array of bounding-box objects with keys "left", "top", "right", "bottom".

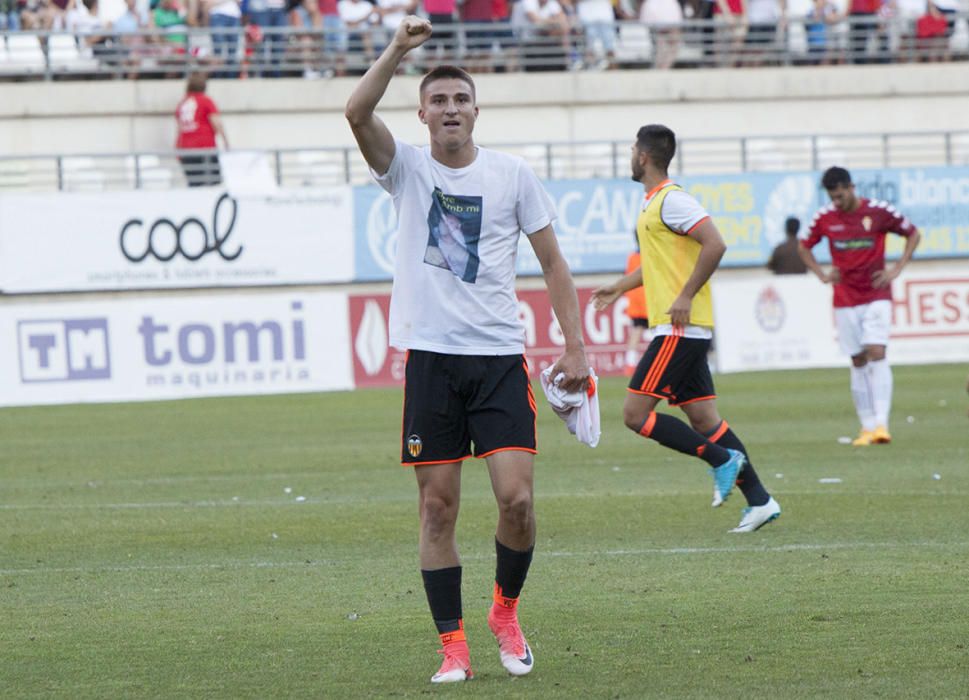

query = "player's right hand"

[
  {"left": 393, "top": 15, "right": 432, "bottom": 51},
  {"left": 590, "top": 285, "right": 621, "bottom": 310}
]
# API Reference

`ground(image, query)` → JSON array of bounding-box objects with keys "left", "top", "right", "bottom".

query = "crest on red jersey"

[{"left": 862, "top": 216, "right": 872, "bottom": 232}]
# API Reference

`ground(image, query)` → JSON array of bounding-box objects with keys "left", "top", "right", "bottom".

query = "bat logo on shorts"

[{"left": 407, "top": 434, "right": 423, "bottom": 458}]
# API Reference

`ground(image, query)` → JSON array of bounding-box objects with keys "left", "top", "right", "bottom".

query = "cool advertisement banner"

[
  {"left": 712, "top": 262, "right": 969, "bottom": 373},
  {"left": 0, "top": 291, "right": 353, "bottom": 406},
  {"left": 0, "top": 186, "right": 353, "bottom": 293},
  {"left": 348, "top": 286, "right": 638, "bottom": 388},
  {"left": 353, "top": 166, "right": 969, "bottom": 280}
]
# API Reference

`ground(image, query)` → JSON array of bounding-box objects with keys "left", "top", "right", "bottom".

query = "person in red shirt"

[
  {"left": 799, "top": 166, "right": 921, "bottom": 446},
  {"left": 174, "top": 73, "right": 230, "bottom": 187}
]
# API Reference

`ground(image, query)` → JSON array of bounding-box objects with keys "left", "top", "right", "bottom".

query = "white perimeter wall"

[{"left": 2, "top": 63, "right": 969, "bottom": 155}]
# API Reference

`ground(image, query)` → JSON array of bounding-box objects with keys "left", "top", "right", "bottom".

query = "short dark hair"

[
  {"left": 187, "top": 72, "right": 207, "bottom": 93},
  {"left": 821, "top": 166, "right": 852, "bottom": 190},
  {"left": 636, "top": 124, "right": 676, "bottom": 173},
  {"left": 419, "top": 66, "right": 476, "bottom": 102},
  {"left": 785, "top": 217, "right": 800, "bottom": 236}
]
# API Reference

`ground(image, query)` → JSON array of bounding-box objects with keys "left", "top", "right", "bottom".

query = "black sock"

[
  {"left": 421, "top": 566, "right": 462, "bottom": 634},
  {"left": 704, "top": 421, "right": 770, "bottom": 507},
  {"left": 638, "top": 411, "right": 731, "bottom": 467},
  {"left": 494, "top": 538, "right": 533, "bottom": 601}
]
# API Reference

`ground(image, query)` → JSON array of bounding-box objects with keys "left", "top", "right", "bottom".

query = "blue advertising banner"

[{"left": 353, "top": 166, "right": 969, "bottom": 281}]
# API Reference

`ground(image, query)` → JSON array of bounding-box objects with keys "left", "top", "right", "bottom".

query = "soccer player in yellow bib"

[{"left": 592, "top": 124, "right": 781, "bottom": 533}]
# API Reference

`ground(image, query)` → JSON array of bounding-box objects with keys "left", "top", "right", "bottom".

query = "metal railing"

[
  {"left": 3, "top": 130, "right": 969, "bottom": 192},
  {"left": 1, "top": 13, "right": 968, "bottom": 80}
]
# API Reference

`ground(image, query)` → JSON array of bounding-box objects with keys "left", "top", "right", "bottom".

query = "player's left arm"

[
  {"left": 873, "top": 226, "right": 921, "bottom": 289},
  {"left": 667, "top": 218, "right": 726, "bottom": 327},
  {"left": 529, "top": 225, "right": 589, "bottom": 393}
]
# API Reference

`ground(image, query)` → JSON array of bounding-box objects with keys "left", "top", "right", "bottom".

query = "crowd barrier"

[{"left": 3, "top": 131, "right": 969, "bottom": 192}]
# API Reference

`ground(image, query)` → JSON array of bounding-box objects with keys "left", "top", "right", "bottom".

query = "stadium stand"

[{"left": 1, "top": 6, "right": 968, "bottom": 80}]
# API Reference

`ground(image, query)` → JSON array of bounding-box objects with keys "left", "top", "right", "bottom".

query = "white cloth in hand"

[{"left": 539, "top": 366, "right": 600, "bottom": 448}]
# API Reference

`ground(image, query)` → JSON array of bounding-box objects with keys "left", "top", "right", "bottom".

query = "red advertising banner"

[{"left": 348, "top": 287, "right": 638, "bottom": 388}]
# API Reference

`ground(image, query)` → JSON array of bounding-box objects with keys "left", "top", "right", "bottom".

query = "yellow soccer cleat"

[
  {"left": 872, "top": 426, "right": 892, "bottom": 444},
  {"left": 851, "top": 430, "right": 875, "bottom": 446}
]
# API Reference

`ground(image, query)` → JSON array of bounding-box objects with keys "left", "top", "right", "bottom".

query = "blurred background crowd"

[{"left": 0, "top": 0, "right": 966, "bottom": 78}]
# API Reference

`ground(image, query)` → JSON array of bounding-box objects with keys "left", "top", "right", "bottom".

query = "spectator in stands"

[
  {"left": 422, "top": 0, "right": 457, "bottom": 62},
  {"left": 322, "top": 0, "right": 348, "bottom": 75},
  {"left": 520, "top": 0, "right": 572, "bottom": 71},
  {"left": 461, "top": 0, "right": 497, "bottom": 71},
  {"left": 337, "top": 0, "right": 374, "bottom": 73},
  {"left": 574, "top": 0, "right": 617, "bottom": 69},
  {"left": 767, "top": 216, "right": 808, "bottom": 274},
  {"left": 247, "top": 0, "right": 288, "bottom": 76},
  {"left": 112, "top": 0, "right": 154, "bottom": 78},
  {"left": 290, "top": 0, "right": 323, "bottom": 78},
  {"left": 743, "top": 0, "right": 785, "bottom": 65},
  {"left": 641, "top": 0, "right": 683, "bottom": 69},
  {"left": 205, "top": 0, "right": 242, "bottom": 77},
  {"left": 892, "top": 0, "right": 925, "bottom": 60},
  {"left": 714, "top": 0, "right": 747, "bottom": 66},
  {"left": 915, "top": 0, "right": 954, "bottom": 61},
  {"left": 847, "top": 0, "right": 883, "bottom": 62},
  {"left": 490, "top": 0, "right": 517, "bottom": 72},
  {"left": 153, "top": 0, "right": 189, "bottom": 53},
  {"left": 66, "top": 0, "right": 115, "bottom": 61},
  {"left": 0, "top": 0, "right": 21, "bottom": 31},
  {"left": 374, "top": 0, "right": 417, "bottom": 67},
  {"left": 175, "top": 72, "right": 229, "bottom": 186},
  {"left": 805, "top": 0, "right": 845, "bottom": 63},
  {"left": 20, "top": 0, "right": 52, "bottom": 32}
]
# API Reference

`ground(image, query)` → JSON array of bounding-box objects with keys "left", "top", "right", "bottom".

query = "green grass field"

[{"left": 2, "top": 364, "right": 968, "bottom": 698}]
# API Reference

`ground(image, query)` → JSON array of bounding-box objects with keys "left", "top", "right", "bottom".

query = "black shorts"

[
  {"left": 401, "top": 350, "right": 537, "bottom": 465},
  {"left": 630, "top": 317, "right": 649, "bottom": 329},
  {"left": 628, "top": 334, "right": 715, "bottom": 407}
]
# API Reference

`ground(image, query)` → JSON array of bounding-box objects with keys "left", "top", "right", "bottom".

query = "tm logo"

[{"left": 18, "top": 319, "right": 111, "bottom": 383}]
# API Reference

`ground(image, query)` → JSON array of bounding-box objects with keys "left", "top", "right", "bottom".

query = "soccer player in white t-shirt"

[{"left": 345, "top": 16, "right": 590, "bottom": 685}]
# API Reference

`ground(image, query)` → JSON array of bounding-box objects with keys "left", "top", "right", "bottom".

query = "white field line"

[
  {"left": 0, "top": 488, "right": 964, "bottom": 511},
  {"left": 1, "top": 541, "right": 967, "bottom": 577}
]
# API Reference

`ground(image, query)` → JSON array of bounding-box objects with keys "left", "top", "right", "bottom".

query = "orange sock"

[
  {"left": 439, "top": 620, "right": 470, "bottom": 660},
  {"left": 491, "top": 583, "right": 519, "bottom": 620}
]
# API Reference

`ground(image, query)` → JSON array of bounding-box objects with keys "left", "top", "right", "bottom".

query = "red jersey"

[
  {"left": 803, "top": 198, "right": 917, "bottom": 308},
  {"left": 175, "top": 92, "right": 218, "bottom": 150}
]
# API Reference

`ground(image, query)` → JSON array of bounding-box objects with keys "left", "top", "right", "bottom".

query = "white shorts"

[{"left": 834, "top": 300, "right": 892, "bottom": 357}]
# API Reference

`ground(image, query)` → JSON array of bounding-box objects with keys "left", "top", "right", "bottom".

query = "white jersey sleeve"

[
  {"left": 371, "top": 139, "right": 423, "bottom": 195},
  {"left": 516, "top": 160, "right": 557, "bottom": 235},
  {"left": 660, "top": 189, "right": 710, "bottom": 235}
]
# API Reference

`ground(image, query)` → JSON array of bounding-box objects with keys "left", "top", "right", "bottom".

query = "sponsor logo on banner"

[
  {"left": 18, "top": 318, "right": 111, "bottom": 382},
  {"left": 347, "top": 287, "right": 635, "bottom": 388},
  {"left": 366, "top": 191, "right": 398, "bottom": 276},
  {"left": 120, "top": 192, "right": 242, "bottom": 263},
  {"left": 754, "top": 286, "right": 785, "bottom": 332},
  {"left": 137, "top": 301, "right": 310, "bottom": 389},
  {"left": 349, "top": 294, "right": 405, "bottom": 387},
  {"left": 763, "top": 175, "right": 815, "bottom": 248},
  {"left": 891, "top": 276, "right": 969, "bottom": 338},
  {"left": 0, "top": 187, "right": 353, "bottom": 292}
]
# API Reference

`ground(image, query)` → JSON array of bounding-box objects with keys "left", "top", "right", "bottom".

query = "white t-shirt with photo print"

[{"left": 373, "top": 139, "right": 557, "bottom": 355}]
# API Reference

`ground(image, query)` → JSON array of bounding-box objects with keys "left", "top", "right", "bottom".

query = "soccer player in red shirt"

[{"left": 799, "top": 166, "right": 921, "bottom": 446}]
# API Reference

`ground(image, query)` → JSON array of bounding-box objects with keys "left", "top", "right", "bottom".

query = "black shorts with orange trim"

[
  {"left": 401, "top": 350, "right": 537, "bottom": 466},
  {"left": 628, "top": 334, "right": 716, "bottom": 407}
]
